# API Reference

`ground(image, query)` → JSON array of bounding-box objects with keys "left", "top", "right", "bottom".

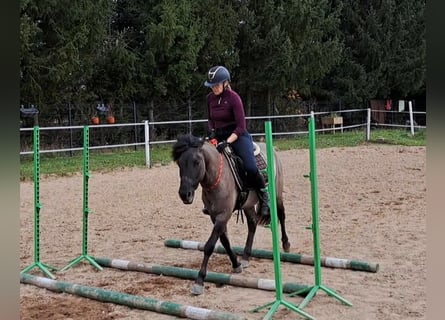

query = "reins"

[{"left": 205, "top": 152, "right": 223, "bottom": 191}]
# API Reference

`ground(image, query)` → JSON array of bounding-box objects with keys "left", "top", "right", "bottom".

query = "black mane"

[{"left": 172, "top": 134, "right": 204, "bottom": 162}]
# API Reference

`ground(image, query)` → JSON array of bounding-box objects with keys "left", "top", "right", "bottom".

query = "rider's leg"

[{"left": 231, "top": 133, "right": 270, "bottom": 218}]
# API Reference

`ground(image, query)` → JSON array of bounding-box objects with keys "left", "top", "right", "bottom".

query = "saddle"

[{"left": 222, "top": 142, "right": 268, "bottom": 211}]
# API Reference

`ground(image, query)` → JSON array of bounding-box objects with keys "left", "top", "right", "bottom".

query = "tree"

[
  {"left": 326, "top": 0, "right": 426, "bottom": 107},
  {"left": 19, "top": 0, "right": 426, "bottom": 127},
  {"left": 145, "top": 0, "right": 205, "bottom": 98},
  {"left": 20, "top": 0, "right": 113, "bottom": 123},
  {"left": 236, "top": 0, "right": 343, "bottom": 114},
  {"left": 385, "top": 0, "right": 426, "bottom": 98}
]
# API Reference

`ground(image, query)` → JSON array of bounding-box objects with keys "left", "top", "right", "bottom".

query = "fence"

[{"left": 19, "top": 108, "right": 426, "bottom": 167}]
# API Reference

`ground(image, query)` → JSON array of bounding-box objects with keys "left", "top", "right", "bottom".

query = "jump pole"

[
  {"left": 60, "top": 126, "right": 102, "bottom": 272},
  {"left": 289, "top": 112, "right": 353, "bottom": 309},
  {"left": 20, "top": 273, "right": 244, "bottom": 320},
  {"left": 250, "top": 121, "right": 314, "bottom": 320},
  {"left": 21, "top": 126, "right": 58, "bottom": 279},
  {"left": 93, "top": 257, "right": 309, "bottom": 294},
  {"left": 164, "top": 239, "right": 379, "bottom": 273}
]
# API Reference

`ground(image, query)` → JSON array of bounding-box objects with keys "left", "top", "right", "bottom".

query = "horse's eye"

[{"left": 193, "top": 160, "right": 200, "bottom": 167}]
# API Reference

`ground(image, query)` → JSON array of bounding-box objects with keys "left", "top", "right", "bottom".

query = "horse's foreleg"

[
  {"left": 277, "top": 199, "right": 291, "bottom": 252},
  {"left": 219, "top": 232, "right": 242, "bottom": 273},
  {"left": 191, "top": 220, "right": 225, "bottom": 295},
  {"left": 240, "top": 207, "right": 257, "bottom": 268}
]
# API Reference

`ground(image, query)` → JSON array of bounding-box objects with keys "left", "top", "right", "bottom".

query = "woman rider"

[{"left": 203, "top": 65, "right": 270, "bottom": 218}]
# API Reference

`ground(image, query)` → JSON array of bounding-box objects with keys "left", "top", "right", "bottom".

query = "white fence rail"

[{"left": 20, "top": 108, "right": 425, "bottom": 167}]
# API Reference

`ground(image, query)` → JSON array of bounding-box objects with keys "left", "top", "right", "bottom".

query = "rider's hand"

[{"left": 216, "top": 140, "right": 229, "bottom": 153}]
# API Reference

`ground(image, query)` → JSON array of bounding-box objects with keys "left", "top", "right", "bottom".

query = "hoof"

[
  {"left": 232, "top": 264, "right": 243, "bottom": 273},
  {"left": 240, "top": 259, "right": 249, "bottom": 268},
  {"left": 191, "top": 284, "right": 204, "bottom": 295},
  {"left": 283, "top": 242, "right": 291, "bottom": 253}
]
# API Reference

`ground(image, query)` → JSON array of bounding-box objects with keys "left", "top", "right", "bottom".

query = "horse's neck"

[
  {"left": 201, "top": 144, "right": 218, "bottom": 185},
  {"left": 201, "top": 144, "right": 232, "bottom": 191}
]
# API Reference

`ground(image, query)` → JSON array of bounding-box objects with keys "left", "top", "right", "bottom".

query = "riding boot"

[
  {"left": 257, "top": 188, "right": 270, "bottom": 217},
  {"left": 249, "top": 171, "right": 270, "bottom": 218}
]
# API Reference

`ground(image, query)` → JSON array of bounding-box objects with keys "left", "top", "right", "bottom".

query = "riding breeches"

[{"left": 229, "top": 132, "right": 258, "bottom": 175}]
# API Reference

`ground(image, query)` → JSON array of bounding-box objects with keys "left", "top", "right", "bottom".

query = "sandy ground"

[{"left": 19, "top": 144, "right": 426, "bottom": 320}]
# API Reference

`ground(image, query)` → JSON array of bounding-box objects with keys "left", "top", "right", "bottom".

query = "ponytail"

[{"left": 224, "top": 81, "right": 232, "bottom": 91}]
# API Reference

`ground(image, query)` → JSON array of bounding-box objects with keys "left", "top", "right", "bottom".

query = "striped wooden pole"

[
  {"left": 20, "top": 273, "right": 244, "bottom": 320},
  {"left": 94, "top": 257, "right": 308, "bottom": 295},
  {"left": 164, "top": 239, "right": 379, "bottom": 273}
]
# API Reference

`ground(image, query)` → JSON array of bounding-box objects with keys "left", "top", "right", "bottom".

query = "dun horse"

[{"left": 172, "top": 134, "right": 290, "bottom": 295}]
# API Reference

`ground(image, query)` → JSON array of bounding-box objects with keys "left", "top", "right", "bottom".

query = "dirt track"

[{"left": 20, "top": 145, "right": 426, "bottom": 319}]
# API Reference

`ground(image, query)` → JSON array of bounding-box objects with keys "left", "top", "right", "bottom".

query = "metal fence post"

[
  {"left": 366, "top": 108, "right": 371, "bottom": 141},
  {"left": 144, "top": 120, "right": 151, "bottom": 168},
  {"left": 408, "top": 101, "right": 415, "bottom": 136}
]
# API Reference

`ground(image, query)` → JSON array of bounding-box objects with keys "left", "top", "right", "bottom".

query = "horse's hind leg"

[
  {"left": 239, "top": 207, "right": 257, "bottom": 268},
  {"left": 219, "top": 232, "right": 242, "bottom": 273},
  {"left": 192, "top": 219, "right": 228, "bottom": 295},
  {"left": 277, "top": 198, "right": 291, "bottom": 252}
]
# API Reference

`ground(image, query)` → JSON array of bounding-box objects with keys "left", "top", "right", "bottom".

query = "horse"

[{"left": 172, "top": 134, "right": 290, "bottom": 295}]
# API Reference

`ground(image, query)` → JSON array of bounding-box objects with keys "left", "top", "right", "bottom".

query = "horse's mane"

[{"left": 172, "top": 134, "right": 205, "bottom": 162}]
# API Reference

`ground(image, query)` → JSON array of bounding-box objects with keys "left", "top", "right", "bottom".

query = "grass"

[
  {"left": 20, "top": 128, "right": 425, "bottom": 181},
  {"left": 273, "top": 128, "right": 425, "bottom": 150}
]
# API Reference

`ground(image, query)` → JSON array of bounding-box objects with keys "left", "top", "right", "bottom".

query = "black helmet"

[{"left": 204, "top": 66, "right": 231, "bottom": 87}]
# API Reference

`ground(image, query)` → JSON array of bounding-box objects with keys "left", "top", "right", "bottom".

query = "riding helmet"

[{"left": 204, "top": 66, "right": 231, "bottom": 87}]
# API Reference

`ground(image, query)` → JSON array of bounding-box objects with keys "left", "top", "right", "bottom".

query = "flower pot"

[
  {"left": 91, "top": 116, "right": 100, "bottom": 125},
  {"left": 106, "top": 116, "right": 115, "bottom": 124}
]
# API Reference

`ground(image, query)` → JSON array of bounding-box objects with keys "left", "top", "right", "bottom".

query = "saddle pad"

[
  {"left": 253, "top": 142, "right": 267, "bottom": 172},
  {"left": 255, "top": 152, "right": 267, "bottom": 172},
  {"left": 253, "top": 144, "right": 268, "bottom": 184}
]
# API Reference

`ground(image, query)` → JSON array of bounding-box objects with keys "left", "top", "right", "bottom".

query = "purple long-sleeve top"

[{"left": 206, "top": 89, "right": 246, "bottom": 137}]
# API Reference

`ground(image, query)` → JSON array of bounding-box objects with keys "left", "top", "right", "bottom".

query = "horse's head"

[{"left": 172, "top": 134, "right": 206, "bottom": 204}]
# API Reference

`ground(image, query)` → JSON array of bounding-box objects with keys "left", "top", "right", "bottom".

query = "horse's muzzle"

[{"left": 179, "top": 188, "right": 195, "bottom": 204}]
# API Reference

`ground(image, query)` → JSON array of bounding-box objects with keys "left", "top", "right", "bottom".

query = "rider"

[{"left": 203, "top": 65, "right": 270, "bottom": 218}]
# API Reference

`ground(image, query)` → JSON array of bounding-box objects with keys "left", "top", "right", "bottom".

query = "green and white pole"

[
  {"left": 20, "top": 273, "right": 244, "bottom": 320},
  {"left": 61, "top": 126, "right": 102, "bottom": 272},
  {"left": 164, "top": 239, "right": 379, "bottom": 273},
  {"left": 251, "top": 121, "right": 314, "bottom": 320},
  {"left": 94, "top": 257, "right": 308, "bottom": 294},
  {"left": 289, "top": 112, "right": 353, "bottom": 309},
  {"left": 21, "top": 126, "right": 58, "bottom": 279}
]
